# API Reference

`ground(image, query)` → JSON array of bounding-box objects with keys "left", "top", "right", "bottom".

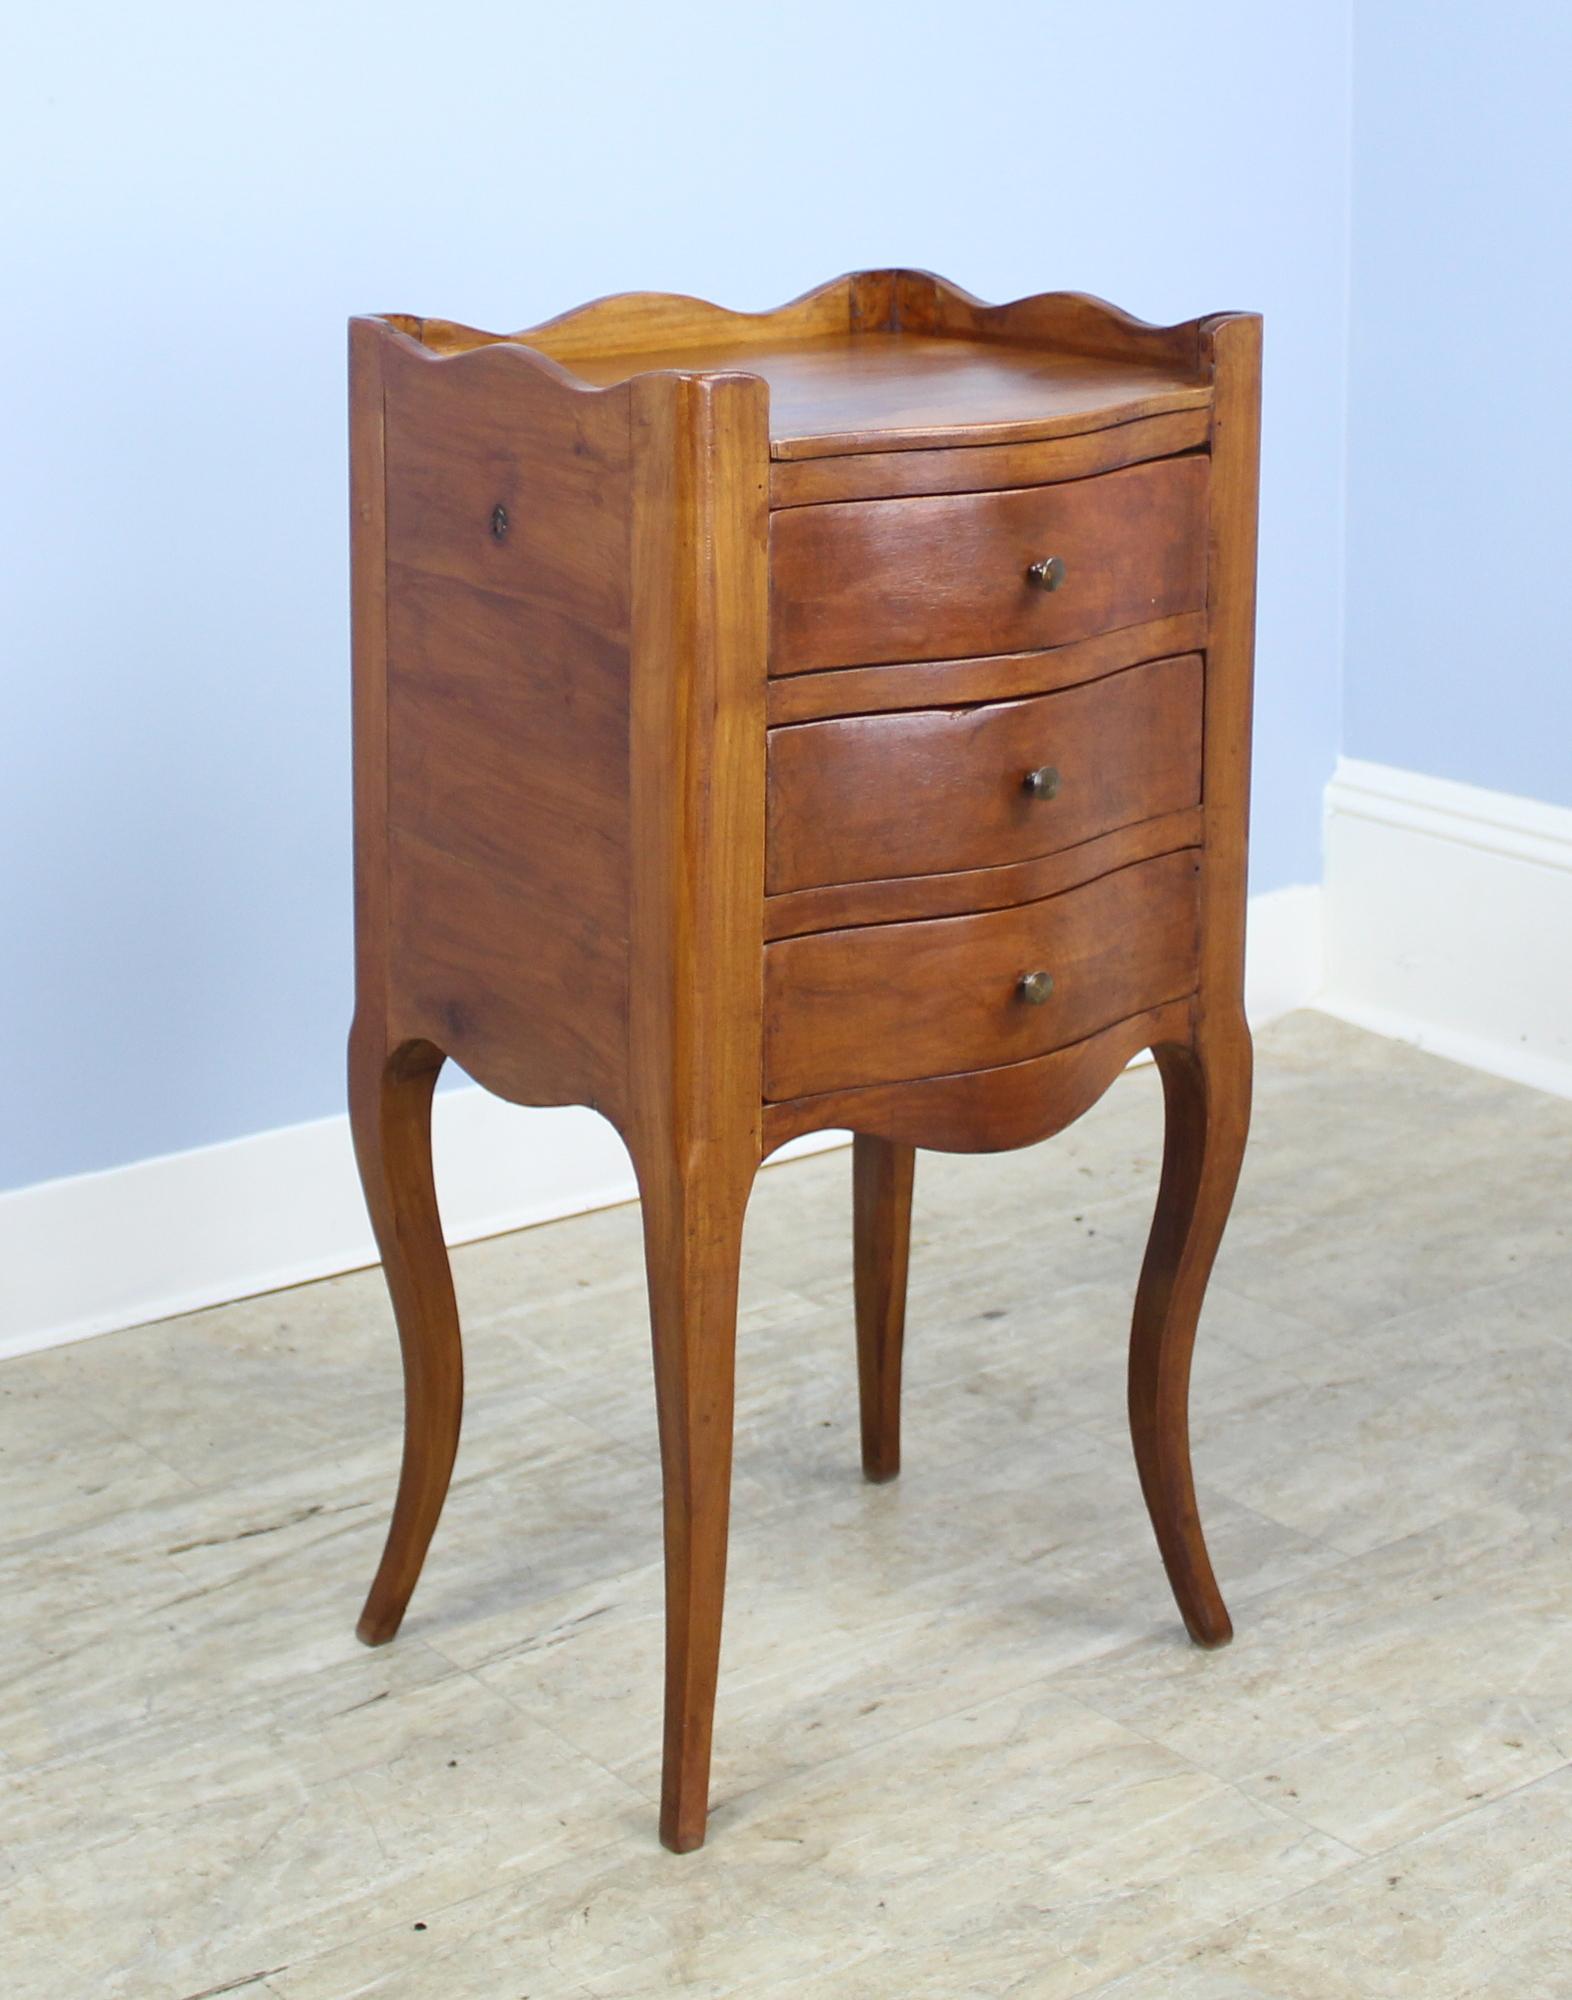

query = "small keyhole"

[{"left": 490, "top": 504, "right": 509, "bottom": 540}]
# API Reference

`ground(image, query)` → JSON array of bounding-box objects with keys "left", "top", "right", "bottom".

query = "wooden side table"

[{"left": 348, "top": 272, "right": 1262, "bottom": 1851}]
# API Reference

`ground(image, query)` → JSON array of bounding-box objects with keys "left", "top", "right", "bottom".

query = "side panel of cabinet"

[{"left": 375, "top": 334, "right": 636, "bottom": 1117}]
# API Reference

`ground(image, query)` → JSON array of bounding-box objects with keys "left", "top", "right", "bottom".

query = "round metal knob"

[
  {"left": 1026, "top": 555, "right": 1066, "bottom": 592},
  {"left": 1017, "top": 970, "right": 1055, "bottom": 1006},
  {"left": 1023, "top": 765, "right": 1060, "bottom": 801}
]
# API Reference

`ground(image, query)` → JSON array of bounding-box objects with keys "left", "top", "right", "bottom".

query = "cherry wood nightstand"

[{"left": 347, "top": 272, "right": 1262, "bottom": 1851}]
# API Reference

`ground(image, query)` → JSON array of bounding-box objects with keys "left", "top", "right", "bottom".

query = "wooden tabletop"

[{"left": 537, "top": 330, "right": 1211, "bottom": 459}]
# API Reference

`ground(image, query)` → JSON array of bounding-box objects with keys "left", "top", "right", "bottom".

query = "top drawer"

[{"left": 769, "top": 454, "right": 1208, "bottom": 674}]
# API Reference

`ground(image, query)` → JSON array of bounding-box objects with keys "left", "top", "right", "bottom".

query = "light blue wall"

[
  {"left": 1344, "top": 3, "right": 1572, "bottom": 802},
  {"left": 0, "top": 2, "right": 1351, "bottom": 1191}
]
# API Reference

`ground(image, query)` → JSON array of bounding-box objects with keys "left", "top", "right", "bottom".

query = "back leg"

[
  {"left": 350, "top": 1025, "right": 463, "bottom": 1646},
  {"left": 853, "top": 1134, "right": 915, "bottom": 1483}
]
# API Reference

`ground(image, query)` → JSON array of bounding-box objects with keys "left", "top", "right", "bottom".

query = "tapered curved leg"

[
  {"left": 635, "top": 1142, "right": 756, "bottom": 1853},
  {"left": 350, "top": 1025, "right": 462, "bottom": 1648},
  {"left": 853, "top": 1134, "right": 915, "bottom": 1483},
  {"left": 1129, "top": 1023, "right": 1251, "bottom": 1649}
]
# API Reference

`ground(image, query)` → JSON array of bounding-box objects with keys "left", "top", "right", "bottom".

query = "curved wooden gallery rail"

[{"left": 347, "top": 273, "right": 1261, "bottom": 1850}]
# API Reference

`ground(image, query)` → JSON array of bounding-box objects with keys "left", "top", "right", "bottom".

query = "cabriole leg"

[
  {"left": 636, "top": 1143, "right": 756, "bottom": 1853},
  {"left": 350, "top": 1025, "right": 463, "bottom": 1648},
  {"left": 1128, "top": 1023, "right": 1251, "bottom": 1648}
]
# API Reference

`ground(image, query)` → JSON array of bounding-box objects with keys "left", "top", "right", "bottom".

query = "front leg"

[
  {"left": 634, "top": 1140, "right": 757, "bottom": 1853},
  {"left": 1128, "top": 1019, "right": 1251, "bottom": 1648}
]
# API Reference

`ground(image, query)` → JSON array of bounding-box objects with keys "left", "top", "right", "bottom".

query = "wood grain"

[
  {"left": 384, "top": 572, "right": 629, "bottom": 1111},
  {"left": 623, "top": 368, "right": 771, "bottom": 1854},
  {"left": 386, "top": 825, "right": 624, "bottom": 1113},
  {"left": 510, "top": 273, "right": 863, "bottom": 359},
  {"left": 350, "top": 1034, "right": 460, "bottom": 1647},
  {"left": 1129, "top": 1035, "right": 1248, "bottom": 1649},
  {"left": 769, "top": 413, "right": 1208, "bottom": 507},
  {"left": 349, "top": 279, "right": 1262, "bottom": 1852},
  {"left": 1192, "top": 314, "right": 1263, "bottom": 1032},
  {"left": 383, "top": 274, "right": 1214, "bottom": 460},
  {"left": 769, "top": 457, "right": 1209, "bottom": 673},
  {"left": 766, "top": 655, "right": 1202, "bottom": 893},
  {"left": 417, "top": 271, "right": 895, "bottom": 361},
  {"left": 385, "top": 570, "right": 629, "bottom": 895},
  {"left": 763, "top": 851, "right": 1201, "bottom": 1101},
  {"left": 348, "top": 318, "right": 392, "bottom": 1022},
  {"left": 890, "top": 269, "right": 1204, "bottom": 369},
  {"left": 763, "top": 1001, "right": 1194, "bottom": 1155},
  {"left": 764, "top": 615, "right": 1208, "bottom": 726},
  {"left": 348, "top": 318, "right": 464, "bottom": 1652},
  {"left": 390, "top": 328, "right": 1209, "bottom": 462},
  {"left": 764, "top": 809, "right": 1203, "bottom": 940},
  {"left": 382, "top": 339, "right": 629, "bottom": 637},
  {"left": 1125, "top": 312, "right": 1263, "bottom": 1652},
  {"left": 408, "top": 269, "right": 1204, "bottom": 370},
  {"left": 577, "top": 336, "right": 1211, "bottom": 461},
  {"left": 852, "top": 1135, "right": 915, "bottom": 1483},
  {"left": 378, "top": 333, "right": 634, "bottom": 1119}
]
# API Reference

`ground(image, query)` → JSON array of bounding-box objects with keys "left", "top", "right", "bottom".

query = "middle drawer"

[{"left": 766, "top": 653, "right": 1202, "bottom": 894}]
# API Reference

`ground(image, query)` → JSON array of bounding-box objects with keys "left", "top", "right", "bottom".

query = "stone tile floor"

[{"left": 2, "top": 1013, "right": 1570, "bottom": 1996}]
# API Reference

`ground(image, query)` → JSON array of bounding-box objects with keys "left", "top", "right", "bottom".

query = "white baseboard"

[
  {"left": 0, "top": 881, "right": 1325, "bottom": 1363},
  {"left": 1321, "top": 756, "right": 1572, "bottom": 1099},
  {"left": 0, "top": 1100, "right": 842, "bottom": 1364},
  {"left": 1244, "top": 881, "right": 1324, "bottom": 1026}
]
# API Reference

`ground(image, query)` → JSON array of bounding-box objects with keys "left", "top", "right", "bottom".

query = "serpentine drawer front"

[
  {"left": 765, "top": 653, "right": 1204, "bottom": 893},
  {"left": 348, "top": 272, "right": 1262, "bottom": 1855},
  {"left": 768, "top": 455, "right": 1209, "bottom": 672},
  {"left": 762, "top": 851, "right": 1201, "bottom": 1101}
]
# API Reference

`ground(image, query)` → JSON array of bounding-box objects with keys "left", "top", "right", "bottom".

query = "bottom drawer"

[{"left": 763, "top": 849, "right": 1200, "bottom": 1101}]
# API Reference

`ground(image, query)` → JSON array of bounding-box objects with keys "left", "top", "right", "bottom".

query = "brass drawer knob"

[
  {"left": 1023, "top": 765, "right": 1060, "bottom": 801},
  {"left": 1026, "top": 555, "right": 1066, "bottom": 592},
  {"left": 1017, "top": 970, "right": 1055, "bottom": 1006}
]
